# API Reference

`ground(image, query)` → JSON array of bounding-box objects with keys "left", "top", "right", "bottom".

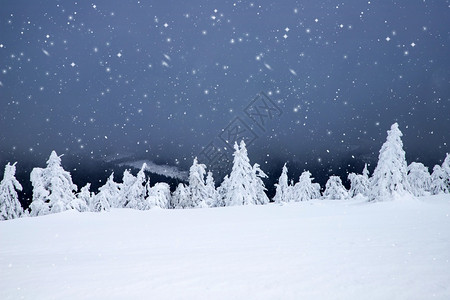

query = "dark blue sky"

[{"left": 0, "top": 0, "right": 449, "bottom": 185}]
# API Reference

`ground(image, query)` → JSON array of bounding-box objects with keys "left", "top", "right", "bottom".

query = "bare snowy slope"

[{"left": 1, "top": 195, "right": 450, "bottom": 300}]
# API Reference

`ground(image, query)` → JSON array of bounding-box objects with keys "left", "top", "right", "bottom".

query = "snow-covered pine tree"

[
  {"left": 29, "top": 151, "right": 78, "bottom": 216},
  {"left": 123, "top": 164, "right": 148, "bottom": 210},
  {"left": 76, "top": 183, "right": 94, "bottom": 211},
  {"left": 171, "top": 183, "right": 190, "bottom": 209},
  {"left": 407, "top": 162, "right": 431, "bottom": 197},
  {"left": 429, "top": 165, "right": 449, "bottom": 195},
  {"left": 92, "top": 173, "right": 120, "bottom": 212},
  {"left": 222, "top": 140, "right": 269, "bottom": 206},
  {"left": 323, "top": 176, "right": 349, "bottom": 200},
  {"left": 368, "top": 123, "right": 411, "bottom": 201},
  {"left": 273, "top": 163, "right": 289, "bottom": 203},
  {"left": 188, "top": 157, "right": 209, "bottom": 208},
  {"left": 291, "top": 171, "right": 321, "bottom": 201},
  {"left": 147, "top": 182, "right": 171, "bottom": 209},
  {"left": 0, "top": 162, "right": 23, "bottom": 220},
  {"left": 205, "top": 171, "right": 219, "bottom": 207},
  {"left": 348, "top": 165, "right": 370, "bottom": 198}
]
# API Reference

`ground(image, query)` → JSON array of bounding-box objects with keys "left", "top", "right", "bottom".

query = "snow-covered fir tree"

[
  {"left": 76, "top": 183, "right": 94, "bottom": 211},
  {"left": 147, "top": 182, "right": 171, "bottom": 209},
  {"left": 29, "top": 151, "right": 78, "bottom": 216},
  {"left": 123, "top": 164, "right": 148, "bottom": 210},
  {"left": 187, "top": 157, "right": 209, "bottom": 208},
  {"left": 348, "top": 164, "right": 370, "bottom": 198},
  {"left": 273, "top": 163, "right": 289, "bottom": 203},
  {"left": 0, "top": 162, "right": 23, "bottom": 220},
  {"left": 407, "top": 162, "right": 431, "bottom": 197},
  {"left": 222, "top": 141, "right": 269, "bottom": 206},
  {"left": 171, "top": 183, "right": 191, "bottom": 209},
  {"left": 323, "top": 176, "right": 349, "bottom": 200},
  {"left": 368, "top": 123, "right": 411, "bottom": 201},
  {"left": 205, "top": 171, "right": 219, "bottom": 207},
  {"left": 92, "top": 173, "right": 120, "bottom": 212},
  {"left": 429, "top": 165, "right": 449, "bottom": 195},
  {"left": 291, "top": 171, "right": 321, "bottom": 202}
]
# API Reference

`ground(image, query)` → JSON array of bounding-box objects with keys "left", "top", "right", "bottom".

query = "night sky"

[{"left": 0, "top": 1, "right": 449, "bottom": 197}]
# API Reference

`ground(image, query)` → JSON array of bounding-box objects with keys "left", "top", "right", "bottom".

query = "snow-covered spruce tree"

[
  {"left": 273, "top": 163, "right": 289, "bottom": 203},
  {"left": 0, "top": 162, "right": 23, "bottom": 220},
  {"left": 222, "top": 140, "right": 269, "bottom": 206},
  {"left": 117, "top": 169, "right": 135, "bottom": 208},
  {"left": 76, "top": 183, "right": 94, "bottom": 211},
  {"left": 92, "top": 173, "right": 120, "bottom": 212},
  {"left": 407, "top": 162, "right": 431, "bottom": 197},
  {"left": 429, "top": 165, "right": 449, "bottom": 195},
  {"left": 323, "top": 176, "right": 349, "bottom": 200},
  {"left": 362, "top": 163, "right": 370, "bottom": 178},
  {"left": 147, "top": 182, "right": 171, "bottom": 209},
  {"left": 171, "top": 183, "right": 190, "bottom": 209},
  {"left": 292, "top": 171, "right": 321, "bottom": 201},
  {"left": 286, "top": 179, "right": 295, "bottom": 202},
  {"left": 252, "top": 163, "right": 270, "bottom": 205},
  {"left": 348, "top": 165, "right": 370, "bottom": 198},
  {"left": 442, "top": 153, "right": 450, "bottom": 190},
  {"left": 205, "top": 171, "right": 219, "bottom": 207},
  {"left": 123, "top": 164, "right": 148, "bottom": 210},
  {"left": 68, "top": 185, "right": 89, "bottom": 212},
  {"left": 29, "top": 151, "right": 78, "bottom": 216},
  {"left": 188, "top": 157, "right": 209, "bottom": 208},
  {"left": 216, "top": 175, "right": 230, "bottom": 207},
  {"left": 368, "top": 123, "right": 411, "bottom": 201}
]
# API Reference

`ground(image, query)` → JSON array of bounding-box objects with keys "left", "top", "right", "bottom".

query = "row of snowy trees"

[
  {"left": 272, "top": 123, "right": 450, "bottom": 202},
  {"left": 0, "top": 141, "right": 269, "bottom": 220},
  {"left": 1, "top": 123, "right": 449, "bottom": 220}
]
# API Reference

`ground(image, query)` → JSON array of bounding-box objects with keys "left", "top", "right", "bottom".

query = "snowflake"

[{"left": 70, "top": 62, "right": 76, "bottom": 67}]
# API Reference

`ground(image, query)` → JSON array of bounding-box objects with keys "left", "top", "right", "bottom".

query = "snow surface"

[{"left": 1, "top": 195, "right": 450, "bottom": 300}]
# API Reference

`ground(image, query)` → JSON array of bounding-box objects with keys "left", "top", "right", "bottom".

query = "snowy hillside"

[{"left": 1, "top": 194, "right": 450, "bottom": 300}]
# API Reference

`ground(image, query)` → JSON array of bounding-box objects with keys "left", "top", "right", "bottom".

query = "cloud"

[{"left": 118, "top": 160, "right": 188, "bottom": 181}]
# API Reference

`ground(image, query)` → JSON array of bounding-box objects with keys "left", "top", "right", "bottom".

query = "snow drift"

[{"left": 1, "top": 194, "right": 450, "bottom": 300}]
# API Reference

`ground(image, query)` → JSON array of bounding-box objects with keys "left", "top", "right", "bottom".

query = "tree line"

[{"left": 1, "top": 123, "right": 449, "bottom": 220}]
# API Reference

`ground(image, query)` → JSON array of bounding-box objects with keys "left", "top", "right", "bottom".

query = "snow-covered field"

[{"left": 1, "top": 195, "right": 450, "bottom": 300}]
